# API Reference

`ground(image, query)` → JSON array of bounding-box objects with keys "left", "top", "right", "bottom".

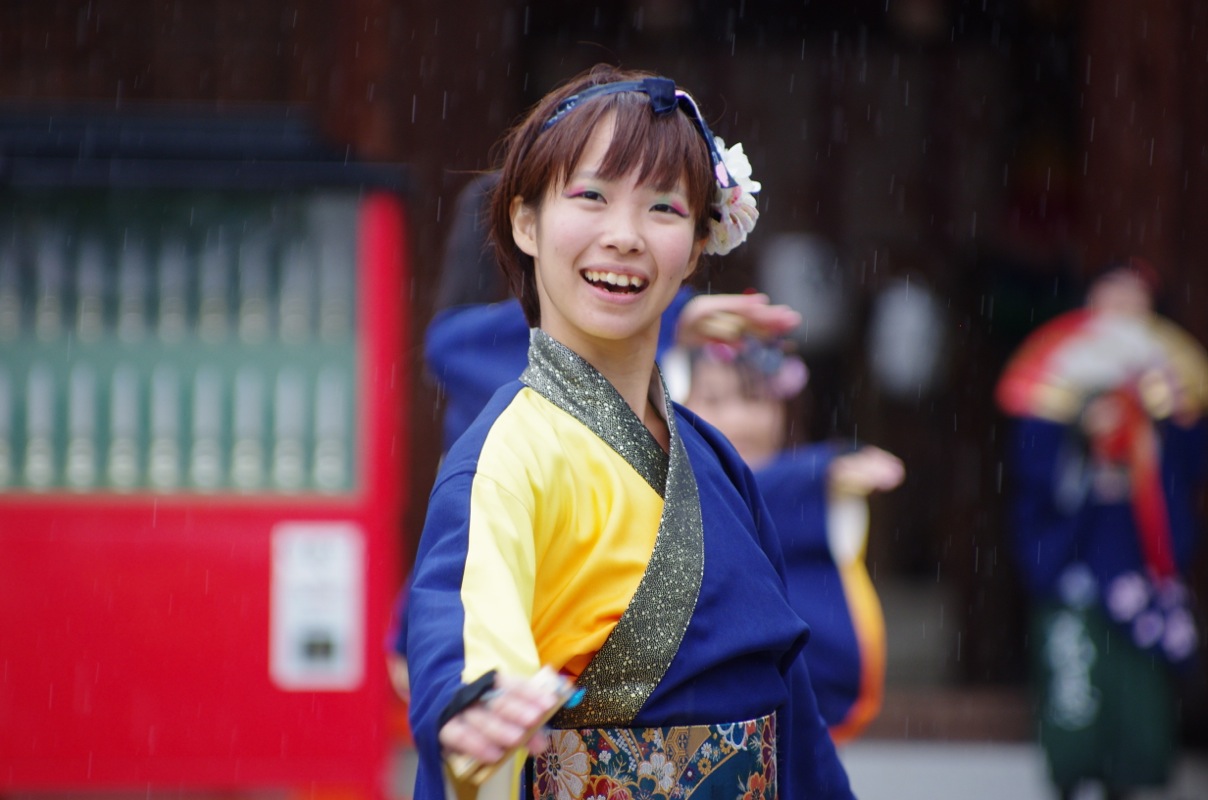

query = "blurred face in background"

[
  {"left": 685, "top": 357, "right": 786, "bottom": 470},
  {"left": 1086, "top": 269, "right": 1153, "bottom": 317}
]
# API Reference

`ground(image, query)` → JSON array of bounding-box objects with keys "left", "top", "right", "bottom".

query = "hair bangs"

[
  {"left": 595, "top": 96, "right": 713, "bottom": 236},
  {"left": 519, "top": 99, "right": 610, "bottom": 203},
  {"left": 520, "top": 90, "right": 713, "bottom": 237}
]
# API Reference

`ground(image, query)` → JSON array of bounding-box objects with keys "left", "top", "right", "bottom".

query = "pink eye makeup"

[
  {"left": 564, "top": 179, "right": 604, "bottom": 200},
  {"left": 654, "top": 198, "right": 690, "bottom": 217}
]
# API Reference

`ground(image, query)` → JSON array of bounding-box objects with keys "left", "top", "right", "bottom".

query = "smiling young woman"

[
  {"left": 402, "top": 64, "right": 853, "bottom": 800},
  {"left": 509, "top": 114, "right": 703, "bottom": 422}
]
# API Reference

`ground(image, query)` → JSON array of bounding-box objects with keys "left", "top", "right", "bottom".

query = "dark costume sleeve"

[
  {"left": 423, "top": 301, "right": 532, "bottom": 451},
  {"left": 756, "top": 443, "right": 867, "bottom": 729},
  {"left": 1006, "top": 417, "right": 1087, "bottom": 598}
]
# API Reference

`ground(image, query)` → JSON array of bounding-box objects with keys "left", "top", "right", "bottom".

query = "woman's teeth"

[{"left": 583, "top": 270, "right": 648, "bottom": 293}]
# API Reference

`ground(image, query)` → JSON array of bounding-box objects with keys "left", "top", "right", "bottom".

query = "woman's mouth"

[{"left": 582, "top": 269, "right": 648, "bottom": 294}]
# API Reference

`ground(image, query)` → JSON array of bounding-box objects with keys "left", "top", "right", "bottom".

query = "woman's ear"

[{"left": 510, "top": 196, "right": 539, "bottom": 258}]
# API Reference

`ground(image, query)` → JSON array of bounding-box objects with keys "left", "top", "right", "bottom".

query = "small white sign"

[{"left": 270, "top": 521, "right": 365, "bottom": 691}]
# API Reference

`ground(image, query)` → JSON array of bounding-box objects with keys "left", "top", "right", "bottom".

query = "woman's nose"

[{"left": 599, "top": 205, "right": 644, "bottom": 253}]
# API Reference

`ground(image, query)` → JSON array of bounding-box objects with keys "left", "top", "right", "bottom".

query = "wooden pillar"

[
  {"left": 1176, "top": 1, "right": 1208, "bottom": 344},
  {"left": 1078, "top": 2, "right": 1185, "bottom": 288}
]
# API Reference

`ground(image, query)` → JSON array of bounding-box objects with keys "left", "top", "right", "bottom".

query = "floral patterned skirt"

[{"left": 531, "top": 713, "right": 777, "bottom": 800}]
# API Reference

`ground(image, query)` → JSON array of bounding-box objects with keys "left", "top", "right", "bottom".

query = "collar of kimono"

[{"left": 521, "top": 329, "right": 705, "bottom": 725}]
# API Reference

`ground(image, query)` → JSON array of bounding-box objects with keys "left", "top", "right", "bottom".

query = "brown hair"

[{"left": 488, "top": 64, "right": 715, "bottom": 326}]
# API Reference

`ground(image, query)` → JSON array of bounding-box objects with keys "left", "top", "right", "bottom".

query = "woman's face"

[
  {"left": 684, "top": 358, "right": 786, "bottom": 469},
  {"left": 510, "top": 116, "right": 704, "bottom": 362}
]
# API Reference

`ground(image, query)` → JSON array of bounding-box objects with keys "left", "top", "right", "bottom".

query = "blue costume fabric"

[
  {"left": 756, "top": 444, "right": 863, "bottom": 728},
  {"left": 404, "top": 332, "right": 854, "bottom": 800},
  {"left": 1008, "top": 416, "right": 1206, "bottom": 631},
  {"left": 422, "top": 301, "right": 531, "bottom": 454}
]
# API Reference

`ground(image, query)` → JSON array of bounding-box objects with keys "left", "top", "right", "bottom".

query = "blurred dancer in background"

[{"left": 998, "top": 258, "right": 1208, "bottom": 800}]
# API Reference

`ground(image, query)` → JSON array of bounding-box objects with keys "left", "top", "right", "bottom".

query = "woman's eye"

[
  {"left": 652, "top": 202, "right": 688, "bottom": 217},
  {"left": 572, "top": 189, "right": 604, "bottom": 202}
]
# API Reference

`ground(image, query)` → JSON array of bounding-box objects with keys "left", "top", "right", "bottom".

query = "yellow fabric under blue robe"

[{"left": 405, "top": 330, "right": 853, "bottom": 800}]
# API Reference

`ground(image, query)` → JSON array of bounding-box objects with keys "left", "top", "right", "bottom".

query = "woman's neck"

[{"left": 543, "top": 328, "right": 668, "bottom": 449}]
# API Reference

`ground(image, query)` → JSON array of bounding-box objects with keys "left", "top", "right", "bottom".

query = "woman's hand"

[
  {"left": 676, "top": 292, "right": 801, "bottom": 348},
  {"left": 438, "top": 672, "right": 566, "bottom": 768},
  {"left": 828, "top": 446, "right": 905, "bottom": 497}
]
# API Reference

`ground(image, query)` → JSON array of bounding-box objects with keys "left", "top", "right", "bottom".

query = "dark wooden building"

[{"left": 4, "top": 0, "right": 1207, "bottom": 744}]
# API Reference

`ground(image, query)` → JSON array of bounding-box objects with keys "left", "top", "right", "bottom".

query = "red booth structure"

[{"left": 0, "top": 110, "right": 410, "bottom": 799}]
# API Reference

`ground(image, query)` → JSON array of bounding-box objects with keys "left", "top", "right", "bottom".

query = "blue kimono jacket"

[{"left": 405, "top": 331, "right": 853, "bottom": 800}]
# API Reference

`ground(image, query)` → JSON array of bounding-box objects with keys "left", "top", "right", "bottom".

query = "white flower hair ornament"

[
  {"left": 540, "top": 76, "right": 761, "bottom": 256},
  {"left": 705, "top": 137, "right": 761, "bottom": 256}
]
